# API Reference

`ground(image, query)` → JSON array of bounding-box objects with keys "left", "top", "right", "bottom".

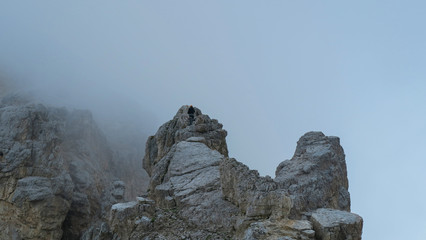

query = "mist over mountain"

[
  {"left": 2, "top": 2, "right": 426, "bottom": 239},
  {"left": 0, "top": 75, "right": 152, "bottom": 198},
  {"left": 0, "top": 96, "right": 363, "bottom": 239}
]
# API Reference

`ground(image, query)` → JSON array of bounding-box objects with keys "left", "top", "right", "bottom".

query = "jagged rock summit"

[
  {"left": 0, "top": 102, "right": 363, "bottom": 240},
  {"left": 143, "top": 105, "right": 228, "bottom": 177},
  {"left": 109, "top": 105, "right": 362, "bottom": 239}
]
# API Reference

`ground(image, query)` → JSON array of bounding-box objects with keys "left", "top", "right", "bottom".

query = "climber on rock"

[{"left": 188, "top": 105, "right": 195, "bottom": 125}]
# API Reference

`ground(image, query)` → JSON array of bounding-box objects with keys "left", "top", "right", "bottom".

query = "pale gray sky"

[{"left": 1, "top": 1, "right": 426, "bottom": 239}]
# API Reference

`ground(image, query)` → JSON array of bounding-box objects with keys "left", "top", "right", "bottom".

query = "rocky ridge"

[
  {"left": 109, "top": 105, "right": 363, "bottom": 239},
  {"left": 0, "top": 101, "right": 363, "bottom": 240}
]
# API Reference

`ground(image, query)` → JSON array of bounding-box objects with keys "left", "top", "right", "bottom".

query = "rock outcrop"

[
  {"left": 310, "top": 208, "right": 363, "bottom": 240},
  {"left": 220, "top": 158, "right": 292, "bottom": 221},
  {"left": 0, "top": 94, "right": 147, "bottom": 240},
  {"left": 275, "top": 132, "right": 351, "bottom": 217},
  {"left": 144, "top": 106, "right": 239, "bottom": 236},
  {"left": 0, "top": 97, "right": 75, "bottom": 240},
  {"left": 110, "top": 105, "right": 363, "bottom": 240},
  {"left": 0, "top": 101, "right": 363, "bottom": 240},
  {"left": 143, "top": 105, "right": 228, "bottom": 176}
]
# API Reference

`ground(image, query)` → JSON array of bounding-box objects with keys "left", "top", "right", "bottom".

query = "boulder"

[
  {"left": 109, "top": 201, "right": 151, "bottom": 240},
  {"left": 111, "top": 180, "right": 126, "bottom": 201},
  {"left": 275, "top": 132, "right": 350, "bottom": 217},
  {"left": 310, "top": 208, "right": 363, "bottom": 240}
]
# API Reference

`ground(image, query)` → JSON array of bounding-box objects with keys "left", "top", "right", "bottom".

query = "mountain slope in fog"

[
  {"left": 109, "top": 105, "right": 363, "bottom": 239},
  {"left": 0, "top": 93, "right": 148, "bottom": 239},
  {"left": 0, "top": 94, "right": 363, "bottom": 240}
]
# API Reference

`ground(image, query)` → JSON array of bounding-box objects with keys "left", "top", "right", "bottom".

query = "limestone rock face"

[
  {"left": 143, "top": 105, "right": 228, "bottom": 176},
  {"left": 104, "top": 106, "right": 362, "bottom": 240},
  {"left": 1, "top": 101, "right": 363, "bottom": 240},
  {"left": 0, "top": 101, "right": 74, "bottom": 240},
  {"left": 220, "top": 158, "right": 292, "bottom": 221},
  {"left": 243, "top": 219, "right": 316, "bottom": 240},
  {"left": 141, "top": 105, "right": 236, "bottom": 234},
  {"left": 275, "top": 131, "right": 351, "bottom": 217},
  {"left": 311, "top": 208, "right": 363, "bottom": 240},
  {"left": 0, "top": 95, "right": 144, "bottom": 240},
  {"left": 108, "top": 196, "right": 233, "bottom": 240},
  {"left": 149, "top": 138, "right": 239, "bottom": 232},
  {"left": 108, "top": 197, "right": 155, "bottom": 240}
]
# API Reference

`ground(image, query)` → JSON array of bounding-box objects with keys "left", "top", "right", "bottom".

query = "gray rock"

[
  {"left": 11, "top": 176, "right": 54, "bottom": 204},
  {"left": 108, "top": 198, "right": 156, "bottom": 240},
  {"left": 0, "top": 102, "right": 363, "bottom": 240},
  {"left": 0, "top": 101, "right": 73, "bottom": 240},
  {"left": 310, "top": 208, "right": 363, "bottom": 240},
  {"left": 185, "top": 136, "right": 207, "bottom": 143},
  {"left": 275, "top": 132, "right": 351, "bottom": 217},
  {"left": 143, "top": 105, "right": 228, "bottom": 177},
  {"left": 0, "top": 97, "right": 143, "bottom": 240},
  {"left": 136, "top": 196, "right": 155, "bottom": 205},
  {"left": 139, "top": 107, "right": 362, "bottom": 240},
  {"left": 243, "top": 219, "right": 315, "bottom": 240},
  {"left": 220, "top": 158, "right": 292, "bottom": 221},
  {"left": 243, "top": 222, "right": 268, "bottom": 240},
  {"left": 81, "top": 222, "right": 112, "bottom": 240},
  {"left": 4, "top": 175, "right": 73, "bottom": 240},
  {"left": 111, "top": 180, "right": 126, "bottom": 201},
  {"left": 149, "top": 140, "right": 238, "bottom": 232}
]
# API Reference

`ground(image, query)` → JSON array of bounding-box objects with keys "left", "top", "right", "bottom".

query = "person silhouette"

[{"left": 188, "top": 105, "right": 195, "bottom": 125}]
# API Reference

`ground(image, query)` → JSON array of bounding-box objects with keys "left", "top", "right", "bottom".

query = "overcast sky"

[{"left": 1, "top": 1, "right": 426, "bottom": 239}]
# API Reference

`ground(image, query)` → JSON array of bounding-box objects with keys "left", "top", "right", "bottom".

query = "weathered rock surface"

[
  {"left": 0, "top": 101, "right": 363, "bottom": 240},
  {"left": 108, "top": 196, "right": 233, "bottom": 240},
  {"left": 275, "top": 132, "right": 351, "bottom": 217},
  {"left": 106, "top": 106, "right": 362, "bottom": 240},
  {"left": 0, "top": 98, "right": 74, "bottom": 240},
  {"left": 221, "top": 158, "right": 292, "bottom": 221},
  {"left": 143, "top": 105, "right": 228, "bottom": 176},
  {"left": 0, "top": 94, "right": 147, "bottom": 240},
  {"left": 311, "top": 208, "right": 363, "bottom": 240},
  {"left": 109, "top": 197, "right": 155, "bottom": 240},
  {"left": 149, "top": 140, "right": 239, "bottom": 231},
  {"left": 243, "top": 219, "right": 316, "bottom": 240}
]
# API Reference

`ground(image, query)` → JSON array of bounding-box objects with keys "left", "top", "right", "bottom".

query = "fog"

[{"left": 2, "top": 1, "right": 426, "bottom": 239}]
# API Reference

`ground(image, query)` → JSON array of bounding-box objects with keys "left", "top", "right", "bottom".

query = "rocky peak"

[
  {"left": 292, "top": 131, "right": 343, "bottom": 158},
  {"left": 143, "top": 105, "right": 228, "bottom": 176},
  {"left": 133, "top": 107, "right": 362, "bottom": 239},
  {"left": 1, "top": 102, "right": 363, "bottom": 240},
  {"left": 275, "top": 131, "right": 350, "bottom": 217}
]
